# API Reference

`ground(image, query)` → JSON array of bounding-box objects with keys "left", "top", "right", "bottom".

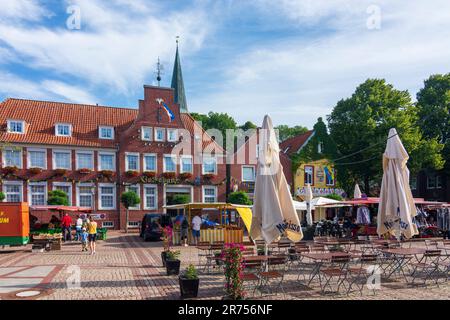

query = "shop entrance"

[{"left": 164, "top": 186, "right": 193, "bottom": 219}]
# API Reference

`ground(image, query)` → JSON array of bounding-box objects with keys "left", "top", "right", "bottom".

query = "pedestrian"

[
  {"left": 87, "top": 216, "right": 98, "bottom": 255},
  {"left": 181, "top": 214, "right": 189, "bottom": 247},
  {"left": 191, "top": 213, "right": 202, "bottom": 246},
  {"left": 81, "top": 227, "right": 89, "bottom": 252},
  {"left": 61, "top": 213, "right": 73, "bottom": 242},
  {"left": 75, "top": 215, "right": 83, "bottom": 241}
]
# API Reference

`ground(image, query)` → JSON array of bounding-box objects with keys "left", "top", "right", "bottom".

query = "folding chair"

[
  {"left": 309, "top": 244, "right": 327, "bottom": 253},
  {"left": 258, "top": 256, "right": 288, "bottom": 297},
  {"left": 425, "top": 240, "right": 439, "bottom": 250},
  {"left": 408, "top": 249, "right": 441, "bottom": 287},
  {"left": 242, "top": 260, "right": 263, "bottom": 298},
  {"left": 345, "top": 254, "right": 379, "bottom": 296},
  {"left": 319, "top": 254, "right": 351, "bottom": 295}
]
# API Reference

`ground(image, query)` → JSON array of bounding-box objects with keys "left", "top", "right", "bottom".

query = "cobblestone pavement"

[{"left": 0, "top": 232, "right": 448, "bottom": 300}]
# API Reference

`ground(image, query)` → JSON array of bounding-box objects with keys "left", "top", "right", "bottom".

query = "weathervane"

[{"left": 155, "top": 57, "right": 164, "bottom": 87}]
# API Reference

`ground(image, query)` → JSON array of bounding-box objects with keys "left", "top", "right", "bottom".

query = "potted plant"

[
  {"left": 2, "top": 166, "right": 19, "bottom": 175},
  {"left": 28, "top": 167, "right": 43, "bottom": 175},
  {"left": 179, "top": 264, "right": 199, "bottom": 299},
  {"left": 120, "top": 191, "right": 141, "bottom": 234},
  {"left": 126, "top": 170, "right": 139, "bottom": 177},
  {"left": 142, "top": 171, "right": 156, "bottom": 179},
  {"left": 179, "top": 172, "right": 193, "bottom": 181},
  {"left": 165, "top": 250, "right": 181, "bottom": 276},
  {"left": 222, "top": 243, "right": 245, "bottom": 300},
  {"left": 0, "top": 192, "right": 5, "bottom": 202},
  {"left": 54, "top": 169, "right": 67, "bottom": 176},
  {"left": 161, "top": 226, "right": 173, "bottom": 266},
  {"left": 162, "top": 172, "right": 176, "bottom": 180}
]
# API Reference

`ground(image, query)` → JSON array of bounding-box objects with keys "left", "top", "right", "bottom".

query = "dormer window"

[
  {"left": 7, "top": 120, "right": 25, "bottom": 134},
  {"left": 56, "top": 123, "right": 72, "bottom": 137},
  {"left": 99, "top": 126, "right": 114, "bottom": 140}
]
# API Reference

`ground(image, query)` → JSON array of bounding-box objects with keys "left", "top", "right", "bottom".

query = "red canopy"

[{"left": 30, "top": 205, "right": 92, "bottom": 212}]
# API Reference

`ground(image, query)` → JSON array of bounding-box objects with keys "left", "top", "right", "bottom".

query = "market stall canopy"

[
  {"left": 354, "top": 184, "right": 362, "bottom": 199},
  {"left": 293, "top": 200, "right": 307, "bottom": 211},
  {"left": 30, "top": 206, "right": 92, "bottom": 212}
]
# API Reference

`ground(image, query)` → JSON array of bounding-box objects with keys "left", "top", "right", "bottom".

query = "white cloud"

[
  {"left": 191, "top": 0, "right": 450, "bottom": 127},
  {"left": 0, "top": 0, "right": 50, "bottom": 22},
  {"left": 41, "top": 80, "right": 97, "bottom": 104}
]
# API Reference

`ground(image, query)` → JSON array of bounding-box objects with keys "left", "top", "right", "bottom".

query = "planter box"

[
  {"left": 179, "top": 277, "right": 199, "bottom": 299},
  {"left": 166, "top": 259, "right": 181, "bottom": 276},
  {"left": 161, "top": 251, "right": 168, "bottom": 267}
]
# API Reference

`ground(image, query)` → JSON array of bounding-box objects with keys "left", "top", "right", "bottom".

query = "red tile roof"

[
  {"left": 279, "top": 130, "right": 314, "bottom": 156},
  {"left": 0, "top": 98, "right": 137, "bottom": 148}
]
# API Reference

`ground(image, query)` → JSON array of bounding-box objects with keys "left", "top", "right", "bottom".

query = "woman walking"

[{"left": 87, "top": 216, "right": 98, "bottom": 255}]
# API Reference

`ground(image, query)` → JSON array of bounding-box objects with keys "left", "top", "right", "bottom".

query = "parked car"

[{"left": 140, "top": 213, "right": 173, "bottom": 242}]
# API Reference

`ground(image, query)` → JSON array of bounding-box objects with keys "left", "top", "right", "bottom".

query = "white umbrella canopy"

[
  {"left": 354, "top": 184, "right": 362, "bottom": 199},
  {"left": 250, "top": 115, "right": 303, "bottom": 244},
  {"left": 377, "top": 128, "right": 419, "bottom": 239},
  {"left": 305, "top": 183, "right": 313, "bottom": 226}
]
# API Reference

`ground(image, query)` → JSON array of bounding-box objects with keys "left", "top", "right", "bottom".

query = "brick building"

[{"left": 0, "top": 47, "right": 227, "bottom": 230}]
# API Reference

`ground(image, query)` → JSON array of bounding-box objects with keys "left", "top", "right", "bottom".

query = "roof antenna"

[{"left": 155, "top": 57, "right": 164, "bottom": 87}]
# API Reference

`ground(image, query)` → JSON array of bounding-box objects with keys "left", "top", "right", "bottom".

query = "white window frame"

[
  {"left": 98, "top": 152, "right": 116, "bottom": 171},
  {"left": 141, "top": 126, "right": 153, "bottom": 141},
  {"left": 155, "top": 128, "right": 165, "bottom": 142},
  {"left": 180, "top": 155, "right": 193, "bottom": 174},
  {"left": 2, "top": 147, "right": 23, "bottom": 168},
  {"left": 76, "top": 151, "right": 94, "bottom": 170},
  {"left": 202, "top": 186, "right": 218, "bottom": 203},
  {"left": 127, "top": 221, "right": 141, "bottom": 229},
  {"left": 76, "top": 183, "right": 94, "bottom": 208},
  {"left": 7, "top": 120, "right": 25, "bottom": 134},
  {"left": 55, "top": 123, "right": 72, "bottom": 137},
  {"left": 28, "top": 182, "right": 48, "bottom": 206},
  {"left": 163, "top": 154, "right": 177, "bottom": 173},
  {"left": 143, "top": 184, "right": 158, "bottom": 210},
  {"left": 99, "top": 126, "right": 115, "bottom": 140},
  {"left": 102, "top": 221, "right": 114, "bottom": 228},
  {"left": 2, "top": 181, "right": 23, "bottom": 202},
  {"left": 202, "top": 156, "right": 217, "bottom": 175},
  {"left": 242, "top": 165, "right": 256, "bottom": 182},
  {"left": 125, "top": 185, "right": 141, "bottom": 210},
  {"left": 143, "top": 153, "right": 157, "bottom": 172},
  {"left": 52, "top": 182, "right": 72, "bottom": 205},
  {"left": 27, "top": 148, "right": 47, "bottom": 169},
  {"left": 125, "top": 152, "right": 140, "bottom": 172},
  {"left": 167, "top": 129, "right": 178, "bottom": 142},
  {"left": 52, "top": 149, "right": 72, "bottom": 170},
  {"left": 98, "top": 183, "right": 116, "bottom": 210}
]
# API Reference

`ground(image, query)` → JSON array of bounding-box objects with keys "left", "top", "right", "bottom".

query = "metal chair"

[
  {"left": 242, "top": 260, "right": 263, "bottom": 298},
  {"left": 408, "top": 249, "right": 441, "bottom": 287},
  {"left": 345, "top": 254, "right": 379, "bottom": 296},
  {"left": 258, "top": 256, "right": 288, "bottom": 297},
  {"left": 319, "top": 254, "right": 351, "bottom": 295}
]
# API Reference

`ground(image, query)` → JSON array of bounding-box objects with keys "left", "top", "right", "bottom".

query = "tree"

[
  {"left": 121, "top": 191, "right": 141, "bottom": 233},
  {"left": 239, "top": 121, "right": 257, "bottom": 131},
  {"left": 275, "top": 125, "right": 309, "bottom": 142},
  {"left": 324, "top": 193, "right": 343, "bottom": 201},
  {"left": 168, "top": 194, "right": 190, "bottom": 205},
  {"left": 47, "top": 190, "right": 69, "bottom": 206},
  {"left": 0, "top": 192, "right": 5, "bottom": 202},
  {"left": 416, "top": 73, "right": 450, "bottom": 171},
  {"left": 327, "top": 79, "right": 444, "bottom": 195},
  {"left": 227, "top": 191, "right": 252, "bottom": 205}
]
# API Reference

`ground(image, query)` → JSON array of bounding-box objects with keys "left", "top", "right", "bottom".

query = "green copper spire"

[{"left": 171, "top": 41, "right": 188, "bottom": 113}]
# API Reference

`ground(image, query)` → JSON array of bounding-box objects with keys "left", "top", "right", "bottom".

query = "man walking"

[
  {"left": 191, "top": 213, "right": 202, "bottom": 246},
  {"left": 61, "top": 213, "right": 73, "bottom": 242}
]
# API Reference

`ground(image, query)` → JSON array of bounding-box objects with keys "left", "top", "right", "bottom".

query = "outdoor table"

[
  {"left": 300, "top": 252, "right": 357, "bottom": 285},
  {"left": 380, "top": 248, "right": 427, "bottom": 281}
]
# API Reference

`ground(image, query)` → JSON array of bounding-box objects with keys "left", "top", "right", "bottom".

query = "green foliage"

[
  {"left": 120, "top": 191, "right": 141, "bottom": 209},
  {"left": 327, "top": 79, "right": 444, "bottom": 195},
  {"left": 166, "top": 250, "right": 181, "bottom": 261},
  {"left": 169, "top": 194, "right": 190, "bottom": 205},
  {"left": 275, "top": 125, "right": 309, "bottom": 142},
  {"left": 47, "top": 190, "right": 69, "bottom": 206},
  {"left": 239, "top": 121, "right": 257, "bottom": 131},
  {"left": 0, "top": 192, "right": 5, "bottom": 202},
  {"left": 183, "top": 264, "right": 199, "bottom": 280},
  {"left": 324, "top": 193, "right": 343, "bottom": 201},
  {"left": 416, "top": 73, "right": 450, "bottom": 171},
  {"left": 227, "top": 191, "right": 252, "bottom": 205}
]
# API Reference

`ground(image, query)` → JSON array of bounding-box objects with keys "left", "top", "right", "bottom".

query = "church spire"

[{"left": 171, "top": 38, "right": 188, "bottom": 113}]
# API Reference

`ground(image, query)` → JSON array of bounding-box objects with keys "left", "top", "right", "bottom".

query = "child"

[{"left": 81, "top": 228, "right": 89, "bottom": 252}]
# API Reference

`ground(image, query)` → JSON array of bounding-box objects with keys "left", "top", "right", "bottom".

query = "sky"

[{"left": 0, "top": 0, "right": 449, "bottom": 129}]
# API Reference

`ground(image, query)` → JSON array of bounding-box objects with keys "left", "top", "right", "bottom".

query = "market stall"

[{"left": 164, "top": 203, "right": 252, "bottom": 245}]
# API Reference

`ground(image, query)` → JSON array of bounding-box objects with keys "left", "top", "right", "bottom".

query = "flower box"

[
  {"left": 202, "top": 174, "right": 217, "bottom": 181},
  {"left": 179, "top": 172, "right": 193, "bottom": 181},
  {"left": 1, "top": 166, "right": 19, "bottom": 175},
  {"left": 142, "top": 171, "right": 156, "bottom": 179},
  {"left": 28, "top": 167, "right": 43, "bottom": 175},
  {"left": 78, "top": 168, "right": 91, "bottom": 174},
  {"left": 126, "top": 170, "right": 139, "bottom": 177},
  {"left": 162, "top": 172, "right": 176, "bottom": 180},
  {"left": 100, "top": 170, "right": 114, "bottom": 178}
]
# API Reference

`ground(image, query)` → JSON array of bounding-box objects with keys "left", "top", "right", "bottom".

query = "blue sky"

[{"left": 1, "top": 0, "right": 449, "bottom": 128}]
